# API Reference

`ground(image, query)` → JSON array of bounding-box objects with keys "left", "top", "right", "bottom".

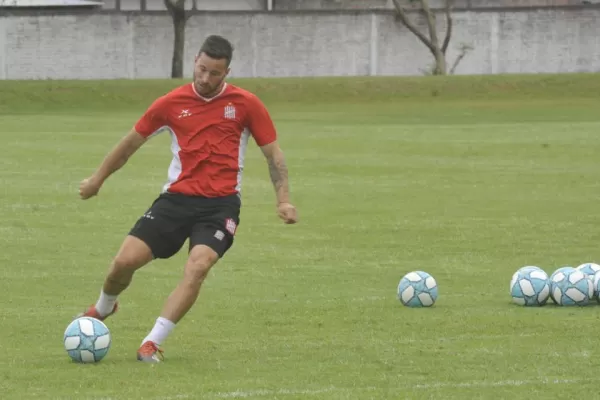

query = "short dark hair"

[{"left": 198, "top": 35, "right": 234, "bottom": 66}]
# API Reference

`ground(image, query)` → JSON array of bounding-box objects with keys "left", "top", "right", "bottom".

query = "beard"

[{"left": 193, "top": 73, "right": 226, "bottom": 98}]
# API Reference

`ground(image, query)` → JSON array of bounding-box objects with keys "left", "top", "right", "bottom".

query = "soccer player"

[{"left": 77, "top": 35, "right": 298, "bottom": 363}]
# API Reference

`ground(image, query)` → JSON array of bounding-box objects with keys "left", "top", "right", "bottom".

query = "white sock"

[
  {"left": 141, "top": 317, "right": 176, "bottom": 346},
  {"left": 95, "top": 291, "right": 118, "bottom": 317}
]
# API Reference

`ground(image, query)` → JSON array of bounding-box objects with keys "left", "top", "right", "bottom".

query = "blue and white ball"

[
  {"left": 550, "top": 267, "right": 593, "bottom": 306},
  {"left": 576, "top": 262, "right": 600, "bottom": 277},
  {"left": 592, "top": 271, "right": 600, "bottom": 301},
  {"left": 549, "top": 266, "right": 575, "bottom": 303},
  {"left": 397, "top": 271, "right": 438, "bottom": 307},
  {"left": 509, "top": 266, "right": 550, "bottom": 306},
  {"left": 64, "top": 317, "right": 111, "bottom": 363}
]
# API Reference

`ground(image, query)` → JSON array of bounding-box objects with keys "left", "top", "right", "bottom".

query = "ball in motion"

[
  {"left": 549, "top": 267, "right": 593, "bottom": 306},
  {"left": 64, "top": 317, "right": 111, "bottom": 363},
  {"left": 509, "top": 266, "right": 550, "bottom": 306},
  {"left": 397, "top": 271, "right": 438, "bottom": 307}
]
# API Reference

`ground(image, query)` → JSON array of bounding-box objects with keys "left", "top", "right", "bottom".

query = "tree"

[
  {"left": 164, "top": 0, "right": 193, "bottom": 78},
  {"left": 392, "top": 0, "right": 453, "bottom": 75}
]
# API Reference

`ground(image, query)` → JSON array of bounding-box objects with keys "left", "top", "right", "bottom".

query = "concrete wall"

[
  {"left": 274, "top": 0, "right": 592, "bottom": 9},
  {"left": 102, "top": 0, "right": 265, "bottom": 11},
  {"left": 1, "top": 7, "right": 599, "bottom": 80},
  {"left": 99, "top": 0, "right": 594, "bottom": 11}
]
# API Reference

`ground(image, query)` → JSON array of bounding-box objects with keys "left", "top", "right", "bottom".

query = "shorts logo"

[
  {"left": 225, "top": 218, "right": 237, "bottom": 235},
  {"left": 214, "top": 230, "right": 225, "bottom": 241}
]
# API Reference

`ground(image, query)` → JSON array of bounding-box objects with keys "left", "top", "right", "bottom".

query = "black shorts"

[{"left": 128, "top": 192, "right": 241, "bottom": 259}]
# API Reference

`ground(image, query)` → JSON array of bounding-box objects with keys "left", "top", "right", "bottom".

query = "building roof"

[{"left": 0, "top": 0, "right": 103, "bottom": 7}]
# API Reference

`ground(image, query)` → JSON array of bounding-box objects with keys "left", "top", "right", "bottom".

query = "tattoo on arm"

[{"left": 267, "top": 154, "right": 290, "bottom": 203}]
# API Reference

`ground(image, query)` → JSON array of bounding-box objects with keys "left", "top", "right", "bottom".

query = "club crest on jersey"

[
  {"left": 224, "top": 103, "right": 236, "bottom": 120},
  {"left": 225, "top": 218, "right": 237, "bottom": 235}
]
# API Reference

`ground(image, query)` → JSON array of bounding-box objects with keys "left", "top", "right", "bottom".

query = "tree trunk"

[
  {"left": 171, "top": 12, "right": 186, "bottom": 78},
  {"left": 433, "top": 48, "right": 446, "bottom": 75},
  {"left": 164, "top": 0, "right": 187, "bottom": 78},
  {"left": 392, "top": 0, "right": 454, "bottom": 76}
]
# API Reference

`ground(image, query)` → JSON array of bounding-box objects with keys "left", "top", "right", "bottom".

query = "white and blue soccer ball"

[
  {"left": 592, "top": 271, "right": 600, "bottom": 301},
  {"left": 549, "top": 267, "right": 593, "bottom": 306},
  {"left": 576, "top": 262, "right": 600, "bottom": 277},
  {"left": 549, "top": 266, "right": 575, "bottom": 304},
  {"left": 397, "top": 271, "right": 438, "bottom": 307},
  {"left": 64, "top": 317, "right": 111, "bottom": 363},
  {"left": 509, "top": 266, "right": 550, "bottom": 306}
]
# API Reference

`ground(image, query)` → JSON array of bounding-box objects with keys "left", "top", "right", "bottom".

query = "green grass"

[{"left": 1, "top": 74, "right": 600, "bottom": 399}]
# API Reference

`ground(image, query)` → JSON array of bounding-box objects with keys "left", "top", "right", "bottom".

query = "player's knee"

[
  {"left": 111, "top": 253, "right": 145, "bottom": 272},
  {"left": 110, "top": 236, "right": 153, "bottom": 274},
  {"left": 185, "top": 246, "right": 219, "bottom": 283}
]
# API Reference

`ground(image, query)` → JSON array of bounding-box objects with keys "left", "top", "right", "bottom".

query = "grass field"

[{"left": 1, "top": 74, "right": 600, "bottom": 399}]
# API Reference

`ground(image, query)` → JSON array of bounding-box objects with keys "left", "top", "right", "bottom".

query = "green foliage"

[{"left": 1, "top": 74, "right": 600, "bottom": 115}]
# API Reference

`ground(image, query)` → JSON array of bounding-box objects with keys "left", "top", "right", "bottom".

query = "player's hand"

[
  {"left": 79, "top": 176, "right": 102, "bottom": 200},
  {"left": 277, "top": 202, "right": 298, "bottom": 224}
]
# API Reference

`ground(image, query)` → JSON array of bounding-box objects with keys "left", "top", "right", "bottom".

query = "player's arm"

[
  {"left": 92, "top": 129, "right": 147, "bottom": 184},
  {"left": 260, "top": 141, "right": 297, "bottom": 224},
  {"left": 261, "top": 141, "right": 290, "bottom": 204},
  {"left": 79, "top": 129, "right": 147, "bottom": 199},
  {"left": 249, "top": 94, "right": 298, "bottom": 224},
  {"left": 80, "top": 95, "right": 168, "bottom": 200}
]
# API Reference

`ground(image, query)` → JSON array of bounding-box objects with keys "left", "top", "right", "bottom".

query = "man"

[{"left": 77, "top": 35, "right": 298, "bottom": 363}]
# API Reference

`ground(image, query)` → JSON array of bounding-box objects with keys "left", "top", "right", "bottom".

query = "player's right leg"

[
  {"left": 81, "top": 235, "right": 153, "bottom": 320},
  {"left": 81, "top": 193, "right": 189, "bottom": 321}
]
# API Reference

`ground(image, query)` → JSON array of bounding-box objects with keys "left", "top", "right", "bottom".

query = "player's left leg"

[
  {"left": 137, "top": 197, "right": 240, "bottom": 363},
  {"left": 137, "top": 244, "right": 221, "bottom": 363},
  {"left": 160, "top": 244, "right": 221, "bottom": 324}
]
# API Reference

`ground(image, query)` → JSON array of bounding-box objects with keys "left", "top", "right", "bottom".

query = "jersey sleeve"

[
  {"left": 246, "top": 95, "right": 277, "bottom": 146},
  {"left": 134, "top": 95, "right": 169, "bottom": 138}
]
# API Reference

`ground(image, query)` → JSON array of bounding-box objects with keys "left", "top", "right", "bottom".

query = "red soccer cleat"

[
  {"left": 78, "top": 302, "right": 119, "bottom": 321},
  {"left": 137, "top": 341, "right": 164, "bottom": 363}
]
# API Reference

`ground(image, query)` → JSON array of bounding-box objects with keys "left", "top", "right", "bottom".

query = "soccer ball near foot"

[{"left": 64, "top": 317, "right": 111, "bottom": 363}]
